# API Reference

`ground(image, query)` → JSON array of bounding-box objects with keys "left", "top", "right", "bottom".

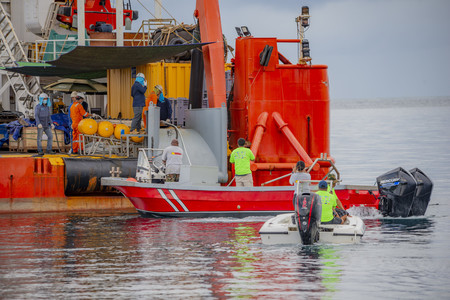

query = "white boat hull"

[{"left": 259, "top": 213, "right": 366, "bottom": 245}]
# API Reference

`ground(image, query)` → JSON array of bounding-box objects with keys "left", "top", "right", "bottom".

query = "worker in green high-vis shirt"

[
  {"left": 229, "top": 138, "right": 255, "bottom": 187},
  {"left": 316, "top": 180, "right": 347, "bottom": 224}
]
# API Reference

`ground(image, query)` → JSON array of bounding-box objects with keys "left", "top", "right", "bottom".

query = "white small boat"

[{"left": 259, "top": 213, "right": 366, "bottom": 245}]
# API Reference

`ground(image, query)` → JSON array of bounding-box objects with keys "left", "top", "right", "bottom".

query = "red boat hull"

[{"left": 110, "top": 180, "right": 380, "bottom": 218}]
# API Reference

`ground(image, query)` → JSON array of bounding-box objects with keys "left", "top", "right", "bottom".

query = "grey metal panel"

[
  {"left": 184, "top": 106, "right": 228, "bottom": 183},
  {"left": 157, "top": 127, "right": 219, "bottom": 184},
  {"left": 146, "top": 103, "right": 160, "bottom": 157}
]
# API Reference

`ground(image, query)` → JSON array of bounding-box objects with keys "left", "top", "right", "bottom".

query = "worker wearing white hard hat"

[
  {"left": 131, "top": 72, "right": 147, "bottom": 132},
  {"left": 70, "top": 92, "right": 98, "bottom": 154},
  {"left": 35, "top": 93, "right": 55, "bottom": 155}
]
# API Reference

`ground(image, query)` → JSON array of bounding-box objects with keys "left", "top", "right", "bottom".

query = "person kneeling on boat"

[
  {"left": 317, "top": 180, "right": 347, "bottom": 224},
  {"left": 229, "top": 138, "right": 255, "bottom": 187},
  {"left": 162, "top": 139, "right": 183, "bottom": 182}
]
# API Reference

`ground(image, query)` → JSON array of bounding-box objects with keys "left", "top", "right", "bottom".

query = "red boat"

[{"left": 102, "top": 178, "right": 379, "bottom": 218}]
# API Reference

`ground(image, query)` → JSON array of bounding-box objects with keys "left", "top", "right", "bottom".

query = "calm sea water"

[{"left": 1, "top": 98, "right": 450, "bottom": 299}]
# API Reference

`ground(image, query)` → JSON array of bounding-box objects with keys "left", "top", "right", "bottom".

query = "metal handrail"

[
  {"left": 30, "top": 38, "right": 160, "bottom": 63},
  {"left": 260, "top": 153, "right": 341, "bottom": 186},
  {"left": 160, "top": 121, "right": 192, "bottom": 166}
]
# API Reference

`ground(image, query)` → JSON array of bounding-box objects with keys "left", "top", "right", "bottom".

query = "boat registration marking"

[
  {"left": 169, "top": 190, "right": 189, "bottom": 212},
  {"left": 157, "top": 189, "right": 179, "bottom": 212}
]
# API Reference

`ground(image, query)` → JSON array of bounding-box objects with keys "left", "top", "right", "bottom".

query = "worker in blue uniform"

[
  {"left": 131, "top": 72, "right": 147, "bottom": 132},
  {"left": 154, "top": 84, "right": 172, "bottom": 123},
  {"left": 34, "top": 93, "right": 55, "bottom": 155}
]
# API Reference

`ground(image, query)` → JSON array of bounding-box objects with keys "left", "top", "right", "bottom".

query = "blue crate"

[{"left": 0, "top": 124, "right": 7, "bottom": 136}]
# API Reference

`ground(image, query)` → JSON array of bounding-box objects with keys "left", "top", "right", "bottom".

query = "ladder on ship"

[
  {"left": 0, "top": 1, "right": 41, "bottom": 118},
  {"left": 42, "top": 2, "right": 61, "bottom": 40}
]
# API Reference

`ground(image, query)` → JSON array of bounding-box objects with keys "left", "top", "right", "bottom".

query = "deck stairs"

[
  {"left": 42, "top": 2, "right": 61, "bottom": 39},
  {"left": 0, "top": 1, "right": 41, "bottom": 117}
]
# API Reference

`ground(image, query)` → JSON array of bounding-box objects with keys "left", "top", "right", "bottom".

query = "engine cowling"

[
  {"left": 294, "top": 193, "right": 322, "bottom": 245},
  {"left": 376, "top": 167, "right": 433, "bottom": 217}
]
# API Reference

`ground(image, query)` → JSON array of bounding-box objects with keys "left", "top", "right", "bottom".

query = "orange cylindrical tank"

[
  {"left": 78, "top": 118, "right": 98, "bottom": 135},
  {"left": 230, "top": 37, "right": 330, "bottom": 186}
]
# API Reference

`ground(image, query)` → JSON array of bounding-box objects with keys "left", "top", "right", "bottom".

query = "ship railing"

[
  {"left": 79, "top": 133, "right": 144, "bottom": 157},
  {"left": 159, "top": 120, "right": 192, "bottom": 166},
  {"left": 260, "top": 153, "right": 341, "bottom": 186},
  {"left": 137, "top": 147, "right": 165, "bottom": 169},
  {"left": 29, "top": 38, "right": 153, "bottom": 63}
]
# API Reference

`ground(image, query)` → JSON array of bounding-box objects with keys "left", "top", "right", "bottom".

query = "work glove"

[
  {"left": 37, "top": 124, "right": 43, "bottom": 129},
  {"left": 51, "top": 124, "right": 55, "bottom": 129},
  {"left": 166, "top": 119, "right": 170, "bottom": 123},
  {"left": 144, "top": 80, "right": 147, "bottom": 87},
  {"left": 91, "top": 113, "right": 99, "bottom": 118}
]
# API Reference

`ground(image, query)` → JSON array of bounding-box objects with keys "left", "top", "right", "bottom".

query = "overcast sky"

[{"left": 129, "top": 0, "right": 450, "bottom": 100}]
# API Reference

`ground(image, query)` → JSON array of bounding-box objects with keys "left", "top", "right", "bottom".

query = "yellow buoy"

[
  {"left": 97, "top": 121, "right": 114, "bottom": 138},
  {"left": 131, "top": 134, "right": 145, "bottom": 143},
  {"left": 78, "top": 118, "right": 98, "bottom": 135},
  {"left": 114, "top": 124, "right": 130, "bottom": 140}
]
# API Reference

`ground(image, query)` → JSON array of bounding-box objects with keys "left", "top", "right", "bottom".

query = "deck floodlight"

[
  {"left": 301, "top": 6, "right": 310, "bottom": 28},
  {"left": 302, "top": 6, "right": 309, "bottom": 15},
  {"left": 241, "top": 26, "right": 251, "bottom": 37},
  {"left": 235, "top": 27, "right": 243, "bottom": 37}
]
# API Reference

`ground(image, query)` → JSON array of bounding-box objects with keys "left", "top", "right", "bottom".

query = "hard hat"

[
  {"left": 154, "top": 84, "right": 163, "bottom": 93},
  {"left": 318, "top": 180, "right": 328, "bottom": 189},
  {"left": 76, "top": 92, "right": 86, "bottom": 99},
  {"left": 136, "top": 72, "right": 145, "bottom": 79},
  {"left": 70, "top": 91, "right": 78, "bottom": 98},
  {"left": 39, "top": 93, "right": 49, "bottom": 100}
]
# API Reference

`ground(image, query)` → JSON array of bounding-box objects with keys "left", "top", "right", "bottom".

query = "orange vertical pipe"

[
  {"left": 250, "top": 112, "right": 268, "bottom": 157},
  {"left": 272, "top": 111, "right": 316, "bottom": 168},
  {"left": 195, "top": 0, "right": 227, "bottom": 108}
]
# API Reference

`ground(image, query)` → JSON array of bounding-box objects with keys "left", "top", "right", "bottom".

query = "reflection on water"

[
  {"left": 0, "top": 208, "right": 447, "bottom": 298},
  {"left": 364, "top": 217, "right": 435, "bottom": 245},
  {"left": 0, "top": 213, "right": 351, "bottom": 299},
  {"left": 380, "top": 217, "right": 434, "bottom": 232}
]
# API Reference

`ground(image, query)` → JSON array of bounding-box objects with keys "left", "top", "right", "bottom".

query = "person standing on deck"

[
  {"left": 70, "top": 93, "right": 97, "bottom": 154},
  {"left": 131, "top": 73, "right": 147, "bottom": 132},
  {"left": 162, "top": 139, "right": 183, "bottom": 182},
  {"left": 34, "top": 93, "right": 55, "bottom": 155},
  {"left": 68, "top": 91, "right": 77, "bottom": 153},
  {"left": 229, "top": 138, "right": 255, "bottom": 187}
]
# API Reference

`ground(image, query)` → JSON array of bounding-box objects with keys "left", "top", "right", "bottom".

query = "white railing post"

[
  {"left": 77, "top": 0, "right": 85, "bottom": 46},
  {"left": 116, "top": 0, "right": 124, "bottom": 46}
]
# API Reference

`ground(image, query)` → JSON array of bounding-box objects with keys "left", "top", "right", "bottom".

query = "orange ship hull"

[{"left": 0, "top": 154, "right": 134, "bottom": 214}]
